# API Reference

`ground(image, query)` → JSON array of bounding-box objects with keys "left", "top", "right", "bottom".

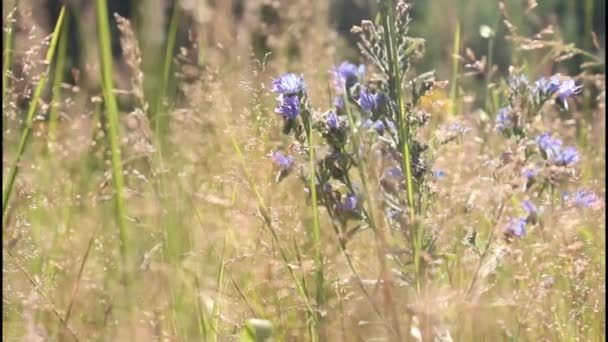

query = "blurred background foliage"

[{"left": 13, "top": 0, "right": 606, "bottom": 87}]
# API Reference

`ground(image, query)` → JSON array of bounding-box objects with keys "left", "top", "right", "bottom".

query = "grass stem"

[
  {"left": 2, "top": 6, "right": 66, "bottom": 219},
  {"left": 95, "top": 0, "right": 132, "bottom": 288}
]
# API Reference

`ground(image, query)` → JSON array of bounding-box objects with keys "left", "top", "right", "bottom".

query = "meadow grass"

[
  {"left": 2, "top": 1, "right": 605, "bottom": 341},
  {"left": 95, "top": 0, "right": 133, "bottom": 310},
  {"left": 3, "top": 6, "right": 66, "bottom": 219}
]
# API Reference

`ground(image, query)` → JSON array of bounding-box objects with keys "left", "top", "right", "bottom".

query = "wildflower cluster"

[
  {"left": 494, "top": 73, "right": 582, "bottom": 137},
  {"left": 263, "top": 4, "right": 602, "bottom": 337},
  {"left": 269, "top": 67, "right": 365, "bottom": 227},
  {"left": 267, "top": 1, "right": 468, "bottom": 268},
  {"left": 493, "top": 70, "right": 602, "bottom": 239}
]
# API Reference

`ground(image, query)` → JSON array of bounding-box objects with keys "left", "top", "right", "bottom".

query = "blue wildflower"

[
  {"left": 536, "top": 133, "right": 561, "bottom": 156},
  {"left": 433, "top": 170, "right": 446, "bottom": 179},
  {"left": 557, "top": 80, "right": 582, "bottom": 101},
  {"left": 274, "top": 95, "right": 300, "bottom": 119},
  {"left": 385, "top": 166, "right": 404, "bottom": 181},
  {"left": 387, "top": 209, "right": 403, "bottom": 219},
  {"left": 508, "top": 74, "right": 529, "bottom": 91},
  {"left": 571, "top": 190, "right": 603, "bottom": 209},
  {"left": 494, "top": 106, "right": 512, "bottom": 131},
  {"left": 534, "top": 76, "right": 561, "bottom": 95},
  {"left": 326, "top": 111, "right": 338, "bottom": 130},
  {"left": 448, "top": 122, "right": 470, "bottom": 135},
  {"left": 522, "top": 168, "right": 538, "bottom": 179},
  {"left": 271, "top": 73, "right": 305, "bottom": 95},
  {"left": 554, "top": 146, "right": 579, "bottom": 166},
  {"left": 373, "top": 120, "right": 386, "bottom": 133},
  {"left": 536, "top": 133, "right": 578, "bottom": 166},
  {"left": 270, "top": 152, "right": 294, "bottom": 170},
  {"left": 337, "top": 193, "right": 358, "bottom": 212},
  {"left": 331, "top": 61, "right": 365, "bottom": 90},
  {"left": 357, "top": 89, "right": 380, "bottom": 111},
  {"left": 361, "top": 118, "right": 395, "bottom": 135},
  {"left": 536, "top": 133, "right": 559, "bottom": 152},
  {"left": 533, "top": 76, "right": 582, "bottom": 108},
  {"left": 372, "top": 120, "right": 386, "bottom": 132},
  {"left": 522, "top": 200, "right": 537, "bottom": 215},
  {"left": 505, "top": 217, "right": 527, "bottom": 238}
]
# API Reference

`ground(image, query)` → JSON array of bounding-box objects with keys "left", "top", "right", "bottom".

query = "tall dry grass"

[{"left": 2, "top": 0, "right": 605, "bottom": 341}]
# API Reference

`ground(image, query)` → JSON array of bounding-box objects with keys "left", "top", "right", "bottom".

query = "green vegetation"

[{"left": 2, "top": 1, "right": 604, "bottom": 341}]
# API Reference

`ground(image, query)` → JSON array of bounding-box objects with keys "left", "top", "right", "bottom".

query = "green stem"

[
  {"left": 308, "top": 122, "right": 325, "bottom": 340},
  {"left": 2, "top": 2, "right": 16, "bottom": 102},
  {"left": 385, "top": 0, "right": 418, "bottom": 293},
  {"left": 154, "top": 2, "right": 180, "bottom": 140},
  {"left": 48, "top": 11, "right": 70, "bottom": 141},
  {"left": 484, "top": 19, "right": 499, "bottom": 114},
  {"left": 449, "top": 21, "right": 461, "bottom": 118},
  {"left": 96, "top": 0, "right": 131, "bottom": 286},
  {"left": 2, "top": 6, "right": 66, "bottom": 219}
]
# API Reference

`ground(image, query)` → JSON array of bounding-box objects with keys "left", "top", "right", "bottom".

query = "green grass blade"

[
  {"left": 384, "top": 1, "right": 417, "bottom": 296},
  {"left": 48, "top": 10, "right": 70, "bottom": 141},
  {"left": 153, "top": 2, "right": 179, "bottom": 139},
  {"left": 210, "top": 238, "right": 227, "bottom": 342},
  {"left": 308, "top": 120, "right": 324, "bottom": 340},
  {"left": 449, "top": 20, "right": 461, "bottom": 118},
  {"left": 2, "top": 6, "right": 66, "bottom": 219},
  {"left": 64, "top": 225, "right": 99, "bottom": 324},
  {"left": 95, "top": 0, "right": 131, "bottom": 286},
  {"left": 2, "top": 2, "right": 16, "bottom": 102}
]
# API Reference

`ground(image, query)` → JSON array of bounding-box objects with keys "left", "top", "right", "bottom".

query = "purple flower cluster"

[
  {"left": 494, "top": 106, "right": 513, "bottom": 132},
  {"left": 272, "top": 73, "right": 307, "bottom": 120},
  {"left": 384, "top": 166, "right": 404, "bottom": 181},
  {"left": 361, "top": 118, "right": 396, "bottom": 135},
  {"left": 555, "top": 80, "right": 582, "bottom": 101},
  {"left": 505, "top": 200, "right": 539, "bottom": 239},
  {"left": 508, "top": 74, "right": 529, "bottom": 91},
  {"left": 534, "top": 76, "right": 561, "bottom": 95},
  {"left": 533, "top": 75, "right": 582, "bottom": 109},
  {"left": 337, "top": 193, "right": 358, "bottom": 212},
  {"left": 274, "top": 95, "right": 300, "bottom": 119},
  {"left": 357, "top": 89, "right": 383, "bottom": 112},
  {"left": 564, "top": 190, "right": 603, "bottom": 209},
  {"left": 325, "top": 111, "right": 339, "bottom": 130},
  {"left": 534, "top": 76, "right": 582, "bottom": 100},
  {"left": 270, "top": 151, "right": 294, "bottom": 171},
  {"left": 272, "top": 73, "right": 306, "bottom": 95},
  {"left": 331, "top": 61, "right": 366, "bottom": 91},
  {"left": 447, "top": 122, "right": 470, "bottom": 135},
  {"left": 536, "top": 133, "right": 579, "bottom": 166},
  {"left": 505, "top": 217, "right": 527, "bottom": 238}
]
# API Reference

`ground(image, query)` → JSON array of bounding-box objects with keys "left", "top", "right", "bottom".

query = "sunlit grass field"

[{"left": 2, "top": 0, "right": 605, "bottom": 341}]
